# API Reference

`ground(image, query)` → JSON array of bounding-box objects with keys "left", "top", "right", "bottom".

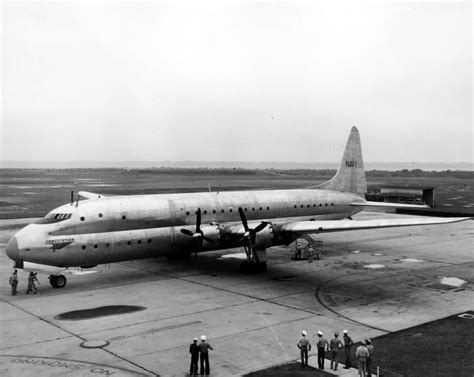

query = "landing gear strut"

[{"left": 49, "top": 274, "right": 67, "bottom": 288}]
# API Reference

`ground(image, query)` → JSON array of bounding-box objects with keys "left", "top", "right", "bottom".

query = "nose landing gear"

[{"left": 49, "top": 274, "right": 67, "bottom": 288}]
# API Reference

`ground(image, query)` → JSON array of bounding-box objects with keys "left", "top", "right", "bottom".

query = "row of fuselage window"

[
  {"left": 185, "top": 203, "right": 335, "bottom": 215},
  {"left": 81, "top": 238, "right": 153, "bottom": 250},
  {"left": 77, "top": 202, "right": 336, "bottom": 222}
]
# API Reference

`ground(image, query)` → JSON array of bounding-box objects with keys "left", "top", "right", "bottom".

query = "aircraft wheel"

[{"left": 49, "top": 275, "right": 67, "bottom": 288}]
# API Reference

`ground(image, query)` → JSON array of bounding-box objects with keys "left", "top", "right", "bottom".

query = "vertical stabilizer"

[{"left": 317, "top": 127, "right": 367, "bottom": 196}]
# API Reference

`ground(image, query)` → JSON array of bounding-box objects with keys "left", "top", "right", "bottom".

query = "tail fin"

[{"left": 316, "top": 126, "right": 367, "bottom": 196}]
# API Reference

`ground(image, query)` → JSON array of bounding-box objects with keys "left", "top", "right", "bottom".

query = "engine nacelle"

[
  {"left": 201, "top": 223, "right": 221, "bottom": 247},
  {"left": 254, "top": 224, "right": 274, "bottom": 248}
]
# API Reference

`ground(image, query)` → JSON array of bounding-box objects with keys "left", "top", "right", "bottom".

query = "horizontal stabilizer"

[{"left": 280, "top": 217, "right": 470, "bottom": 234}]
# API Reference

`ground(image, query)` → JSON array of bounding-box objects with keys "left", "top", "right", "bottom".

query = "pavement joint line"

[
  {"left": 0, "top": 335, "right": 74, "bottom": 352},
  {"left": 77, "top": 299, "right": 261, "bottom": 337},
  {"left": 96, "top": 320, "right": 203, "bottom": 342},
  {"left": 124, "top": 312, "right": 317, "bottom": 359},
  {"left": 0, "top": 296, "right": 158, "bottom": 376},
  {"left": 177, "top": 275, "right": 330, "bottom": 317},
  {"left": 314, "top": 272, "right": 391, "bottom": 333}
]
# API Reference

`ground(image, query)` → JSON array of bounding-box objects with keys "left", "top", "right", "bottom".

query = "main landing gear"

[{"left": 49, "top": 274, "right": 67, "bottom": 288}]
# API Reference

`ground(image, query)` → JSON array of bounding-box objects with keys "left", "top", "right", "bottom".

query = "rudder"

[{"left": 316, "top": 126, "right": 367, "bottom": 196}]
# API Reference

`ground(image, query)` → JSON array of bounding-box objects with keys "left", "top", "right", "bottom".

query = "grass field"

[{"left": 0, "top": 168, "right": 472, "bottom": 219}]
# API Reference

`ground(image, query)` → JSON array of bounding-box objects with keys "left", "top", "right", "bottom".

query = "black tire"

[{"left": 49, "top": 275, "right": 67, "bottom": 288}]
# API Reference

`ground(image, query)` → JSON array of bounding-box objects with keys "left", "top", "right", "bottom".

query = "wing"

[{"left": 279, "top": 216, "right": 470, "bottom": 235}]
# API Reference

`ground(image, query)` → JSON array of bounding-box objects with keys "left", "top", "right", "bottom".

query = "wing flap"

[
  {"left": 351, "top": 201, "right": 429, "bottom": 209},
  {"left": 280, "top": 217, "right": 470, "bottom": 234}
]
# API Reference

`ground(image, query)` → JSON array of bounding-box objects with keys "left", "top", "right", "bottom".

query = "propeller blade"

[
  {"left": 181, "top": 229, "right": 194, "bottom": 237},
  {"left": 195, "top": 208, "right": 201, "bottom": 232},
  {"left": 252, "top": 221, "right": 268, "bottom": 234},
  {"left": 238, "top": 207, "right": 249, "bottom": 231}
]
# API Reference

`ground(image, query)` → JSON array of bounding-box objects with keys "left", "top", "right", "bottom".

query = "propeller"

[
  {"left": 180, "top": 208, "right": 214, "bottom": 246},
  {"left": 237, "top": 207, "right": 268, "bottom": 262}
]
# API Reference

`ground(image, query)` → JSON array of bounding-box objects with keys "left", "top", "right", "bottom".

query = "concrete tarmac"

[{"left": 0, "top": 212, "right": 472, "bottom": 376}]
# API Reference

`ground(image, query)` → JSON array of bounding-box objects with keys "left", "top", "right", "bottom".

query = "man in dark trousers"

[
  {"left": 297, "top": 330, "right": 311, "bottom": 368},
  {"left": 316, "top": 330, "right": 329, "bottom": 370},
  {"left": 366, "top": 339, "right": 374, "bottom": 377},
  {"left": 199, "top": 335, "right": 213, "bottom": 375},
  {"left": 343, "top": 329, "right": 354, "bottom": 369},
  {"left": 9, "top": 270, "right": 18, "bottom": 295},
  {"left": 189, "top": 338, "right": 199, "bottom": 376},
  {"left": 26, "top": 272, "right": 38, "bottom": 294}
]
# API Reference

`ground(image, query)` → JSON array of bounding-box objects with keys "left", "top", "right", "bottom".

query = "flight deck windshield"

[{"left": 35, "top": 213, "right": 72, "bottom": 224}]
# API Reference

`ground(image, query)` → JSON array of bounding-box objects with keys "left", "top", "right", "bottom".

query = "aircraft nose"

[{"left": 6, "top": 236, "right": 20, "bottom": 262}]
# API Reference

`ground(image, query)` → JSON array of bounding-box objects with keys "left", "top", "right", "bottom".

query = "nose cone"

[{"left": 6, "top": 236, "right": 20, "bottom": 262}]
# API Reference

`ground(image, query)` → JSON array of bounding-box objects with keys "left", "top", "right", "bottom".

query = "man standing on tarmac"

[
  {"left": 356, "top": 340, "right": 369, "bottom": 377},
  {"left": 366, "top": 339, "right": 375, "bottom": 377},
  {"left": 316, "top": 330, "right": 329, "bottom": 370},
  {"left": 9, "top": 270, "right": 18, "bottom": 295},
  {"left": 189, "top": 338, "right": 199, "bottom": 376},
  {"left": 199, "top": 335, "right": 213, "bottom": 376},
  {"left": 343, "top": 329, "right": 354, "bottom": 369},
  {"left": 330, "top": 331, "right": 343, "bottom": 371},
  {"left": 297, "top": 330, "right": 311, "bottom": 368}
]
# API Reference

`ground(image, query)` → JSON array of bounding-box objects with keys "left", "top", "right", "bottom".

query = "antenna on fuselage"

[{"left": 71, "top": 191, "right": 74, "bottom": 206}]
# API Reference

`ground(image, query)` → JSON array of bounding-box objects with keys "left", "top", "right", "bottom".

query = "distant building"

[{"left": 366, "top": 186, "right": 435, "bottom": 207}]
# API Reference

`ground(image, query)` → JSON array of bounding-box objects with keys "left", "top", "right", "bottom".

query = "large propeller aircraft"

[{"left": 6, "top": 127, "right": 469, "bottom": 288}]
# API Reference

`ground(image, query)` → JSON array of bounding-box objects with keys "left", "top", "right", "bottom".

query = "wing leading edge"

[{"left": 279, "top": 216, "right": 470, "bottom": 235}]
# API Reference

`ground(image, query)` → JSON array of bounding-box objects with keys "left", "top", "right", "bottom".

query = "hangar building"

[{"left": 366, "top": 186, "right": 435, "bottom": 207}]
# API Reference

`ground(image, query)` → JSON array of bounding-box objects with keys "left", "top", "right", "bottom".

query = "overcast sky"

[{"left": 1, "top": 1, "right": 472, "bottom": 165}]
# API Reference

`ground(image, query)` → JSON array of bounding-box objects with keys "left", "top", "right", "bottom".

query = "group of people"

[
  {"left": 297, "top": 329, "right": 375, "bottom": 376},
  {"left": 294, "top": 242, "right": 320, "bottom": 262},
  {"left": 189, "top": 335, "right": 213, "bottom": 376},
  {"left": 9, "top": 270, "right": 39, "bottom": 295},
  {"left": 355, "top": 338, "right": 375, "bottom": 377}
]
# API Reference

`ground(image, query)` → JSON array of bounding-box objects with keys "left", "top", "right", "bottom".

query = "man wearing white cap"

[
  {"left": 189, "top": 338, "right": 199, "bottom": 375},
  {"left": 199, "top": 335, "right": 213, "bottom": 376},
  {"left": 297, "top": 330, "right": 311, "bottom": 368},
  {"left": 316, "top": 330, "right": 329, "bottom": 370},
  {"left": 343, "top": 330, "right": 354, "bottom": 369}
]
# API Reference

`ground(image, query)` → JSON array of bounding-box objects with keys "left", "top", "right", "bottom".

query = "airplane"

[{"left": 5, "top": 127, "right": 469, "bottom": 288}]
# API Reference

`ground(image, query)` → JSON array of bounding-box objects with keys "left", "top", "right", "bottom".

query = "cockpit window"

[{"left": 35, "top": 213, "right": 72, "bottom": 224}]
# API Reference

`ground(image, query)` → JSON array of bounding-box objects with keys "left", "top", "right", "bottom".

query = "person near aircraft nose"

[
  {"left": 9, "top": 270, "right": 18, "bottom": 295},
  {"left": 316, "top": 330, "right": 329, "bottom": 370},
  {"left": 189, "top": 338, "right": 199, "bottom": 376},
  {"left": 199, "top": 335, "right": 213, "bottom": 375},
  {"left": 330, "top": 331, "right": 343, "bottom": 371},
  {"left": 343, "top": 329, "right": 354, "bottom": 368},
  {"left": 26, "top": 272, "right": 38, "bottom": 294},
  {"left": 297, "top": 330, "right": 311, "bottom": 368}
]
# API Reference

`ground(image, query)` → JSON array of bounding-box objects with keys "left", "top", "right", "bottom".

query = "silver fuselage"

[{"left": 9, "top": 188, "right": 364, "bottom": 267}]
